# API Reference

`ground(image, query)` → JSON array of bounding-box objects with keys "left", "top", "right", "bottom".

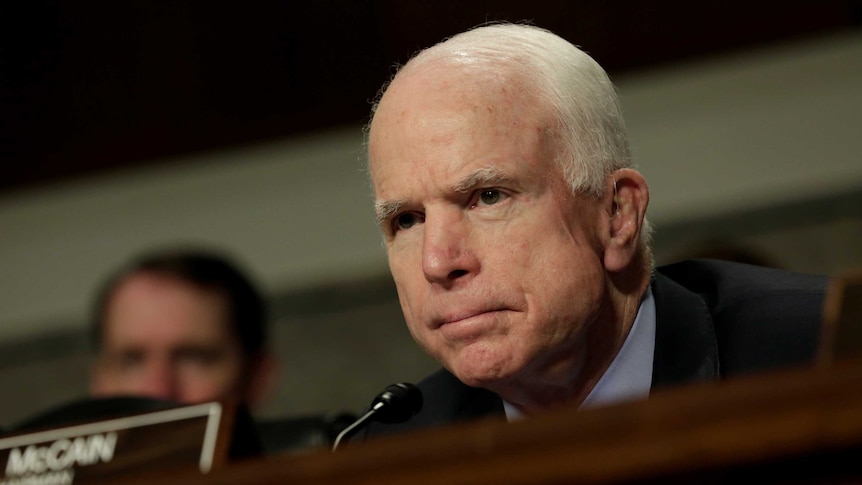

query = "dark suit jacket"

[{"left": 363, "top": 259, "right": 829, "bottom": 439}]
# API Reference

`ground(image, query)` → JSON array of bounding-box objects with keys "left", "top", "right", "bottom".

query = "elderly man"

[{"left": 362, "top": 23, "right": 828, "bottom": 434}]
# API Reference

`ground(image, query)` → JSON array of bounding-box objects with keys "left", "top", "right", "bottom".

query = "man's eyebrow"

[
  {"left": 374, "top": 199, "right": 404, "bottom": 226},
  {"left": 374, "top": 167, "right": 510, "bottom": 225},
  {"left": 453, "top": 167, "right": 510, "bottom": 193}
]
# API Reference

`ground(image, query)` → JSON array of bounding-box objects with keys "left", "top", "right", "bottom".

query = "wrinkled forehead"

[
  {"left": 373, "top": 60, "right": 501, "bottom": 122},
  {"left": 379, "top": 54, "right": 529, "bottom": 109},
  {"left": 368, "top": 59, "right": 546, "bottom": 175}
]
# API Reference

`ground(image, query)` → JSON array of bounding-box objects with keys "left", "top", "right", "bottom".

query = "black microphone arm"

[{"left": 332, "top": 382, "right": 422, "bottom": 451}]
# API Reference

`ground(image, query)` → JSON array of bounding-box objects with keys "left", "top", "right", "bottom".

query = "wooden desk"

[{"left": 110, "top": 357, "right": 862, "bottom": 485}]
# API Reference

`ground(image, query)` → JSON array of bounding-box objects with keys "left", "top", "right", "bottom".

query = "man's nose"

[
  {"left": 137, "top": 360, "right": 179, "bottom": 402},
  {"left": 421, "top": 211, "right": 478, "bottom": 286}
]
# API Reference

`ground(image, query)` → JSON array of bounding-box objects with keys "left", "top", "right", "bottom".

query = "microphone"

[{"left": 332, "top": 383, "right": 422, "bottom": 451}]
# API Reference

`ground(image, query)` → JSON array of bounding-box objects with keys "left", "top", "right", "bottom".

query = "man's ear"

[
  {"left": 603, "top": 168, "right": 649, "bottom": 272},
  {"left": 244, "top": 351, "right": 278, "bottom": 409}
]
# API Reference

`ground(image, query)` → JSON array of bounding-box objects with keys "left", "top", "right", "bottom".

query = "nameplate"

[{"left": 0, "top": 402, "right": 224, "bottom": 485}]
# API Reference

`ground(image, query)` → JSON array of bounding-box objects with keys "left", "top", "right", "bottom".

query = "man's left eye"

[{"left": 479, "top": 189, "right": 502, "bottom": 205}]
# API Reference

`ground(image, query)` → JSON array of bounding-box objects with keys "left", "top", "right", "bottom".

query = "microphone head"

[{"left": 370, "top": 383, "right": 423, "bottom": 424}]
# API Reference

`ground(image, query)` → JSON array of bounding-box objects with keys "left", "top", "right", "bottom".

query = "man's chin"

[{"left": 448, "top": 359, "right": 514, "bottom": 390}]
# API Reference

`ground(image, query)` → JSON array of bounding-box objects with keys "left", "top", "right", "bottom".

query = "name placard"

[{"left": 0, "top": 402, "right": 225, "bottom": 485}]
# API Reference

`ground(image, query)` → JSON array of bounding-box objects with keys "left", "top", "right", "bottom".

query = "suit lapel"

[
  {"left": 650, "top": 271, "right": 720, "bottom": 389},
  {"left": 427, "top": 369, "right": 504, "bottom": 423}
]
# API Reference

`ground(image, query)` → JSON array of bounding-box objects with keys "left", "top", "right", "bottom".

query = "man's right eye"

[{"left": 394, "top": 212, "right": 422, "bottom": 231}]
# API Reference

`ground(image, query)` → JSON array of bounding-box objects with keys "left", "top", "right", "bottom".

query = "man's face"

[
  {"left": 369, "top": 64, "right": 613, "bottom": 394},
  {"left": 90, "top": 272, "right": 247, "bottom": 404}
]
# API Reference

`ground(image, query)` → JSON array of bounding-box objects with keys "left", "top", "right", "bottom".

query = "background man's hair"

[{"left": 91, "top": 247, "right": 267, "bottom": 358}]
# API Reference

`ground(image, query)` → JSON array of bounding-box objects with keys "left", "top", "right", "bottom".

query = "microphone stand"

[
  {"left": 331, "top": 401, "right": 384, "bottom": 451},
  {"left": 331, "top": 383, "right": 422, "bottom": 451}
]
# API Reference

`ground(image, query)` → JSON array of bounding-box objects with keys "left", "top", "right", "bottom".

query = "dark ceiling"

[{"left": 2, "top": 1, "right": 860, "bottom": 195}]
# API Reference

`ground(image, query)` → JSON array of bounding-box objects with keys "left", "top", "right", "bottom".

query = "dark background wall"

[{"left": 3, "top": 0, "right": 859, "bottom": 193}]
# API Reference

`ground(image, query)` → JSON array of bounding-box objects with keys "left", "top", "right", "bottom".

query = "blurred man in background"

[
  {"left": 87, "top": 248, "right": 359, "bottom": 454},
  {"left": 89, "top": 248, "right": 275, "bottom": 408}
]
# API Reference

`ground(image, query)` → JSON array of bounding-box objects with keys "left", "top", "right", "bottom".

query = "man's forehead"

[
  {"left": 110, "top": 273, "right": 214, "bottom": 310},
  {"left": 368, "top": 55, "right": 556, "bottom": 189},
  {"left": 105, "top": 274, "right": 231, "bottom": 333},
  {"left": 381, "top": 60, "right": 513, "bottom": 110},
  {"left": 369, "top": 62, "right": 536, "bottom": 159}
]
